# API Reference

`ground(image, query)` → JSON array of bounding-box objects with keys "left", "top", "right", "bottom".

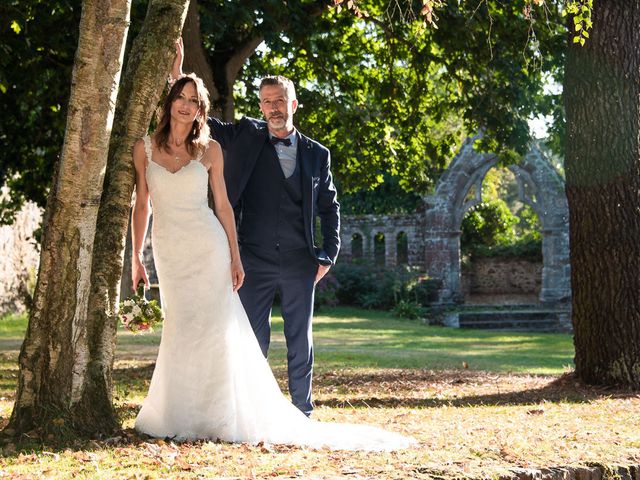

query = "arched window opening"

[
  {"left": 351, "top": 233, "right": 363, "bottom": 259},
  {"left": 396, "top": 231, "right": 408, "bottom": 265}
]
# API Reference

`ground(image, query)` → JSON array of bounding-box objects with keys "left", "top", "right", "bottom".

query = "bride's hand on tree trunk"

[{"left": 171, "top": 37, "right": 184, "bottom": 82}]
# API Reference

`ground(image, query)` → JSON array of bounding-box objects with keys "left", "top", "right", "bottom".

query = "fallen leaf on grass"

[
  {"left": 40, "top": 451, "right": 60, "bottom": 461},
  {"left": 140, "top": 456, "right": 161, "bottom": 466},
  {"left": 103, "top": 436, "right": 123, "bottom": 446},
  {"left": 175, "top": 456, "right": 192, "bottom": 471},
  {"left": 143, "top": 442, "right": 161, "bottom": 454},
  {"left": 71, "top": 451, "right": 98, "bottom": 462},
  {"left": 17, "top": 453, "right": 38, "bottom": 462},
  {"left": 526, "top": 408, "right": 545, "bottom": 415},
  {"left": 341, "top": 466, "right": 362, "bottom": 475},
  {"left": 86, "top": 440, "right": 102, "bottom": 450}
]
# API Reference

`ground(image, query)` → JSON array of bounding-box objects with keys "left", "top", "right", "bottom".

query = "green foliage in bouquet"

[{"left": 118, "top": 283, "right": 163, "bottom": 333}]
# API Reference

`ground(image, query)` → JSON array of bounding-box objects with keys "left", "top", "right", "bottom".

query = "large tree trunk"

[
  {"left": 565, "top": 0, "right": 640, "bottom": 387},
  {"left": 182, "top": 0, "right": 219, "bottom": 114},
  {"left": 75, "top": 0, "right": 191, "bottom": 431},
  {"left": 182, "top": 0, "right": 262, "bottom": 121},
  {"left": 7, "top": 0, "right": 131, "bottom": 434},
  {"left": 181, "top": 0, "right": 329, "bottom": 121}
]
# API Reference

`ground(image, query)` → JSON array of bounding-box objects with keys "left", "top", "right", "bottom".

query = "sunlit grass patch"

[{"left": 1, "top": 308, "right": 639, "bottom": 479}]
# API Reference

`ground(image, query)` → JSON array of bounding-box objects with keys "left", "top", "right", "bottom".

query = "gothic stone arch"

[{"left": 423, "top": 137, "right": 570, "bottom": 305}]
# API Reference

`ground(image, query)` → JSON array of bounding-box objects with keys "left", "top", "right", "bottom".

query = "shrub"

[
  {"left": 462, "top": 200, "right": 543, "bottom": 262},
  {"left": 391, "top": 299, "right": 425, "bottom": 320},
  {"left": 331, "top": 261, "right": 440, "bottom": 311},
  {"left": 461, "top": 199, "right": 518, "bottom": 250},
  {"left": 314, "top": 273, "right": 340, "bottom": 309}
]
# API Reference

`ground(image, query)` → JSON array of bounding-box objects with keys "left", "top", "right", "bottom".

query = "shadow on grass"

[
  {"left": 312, "top": 370, "right": 639, "bottom": 408},
  {"left": 1, "top": 365, "right": 638, "bottom": 457},
  {"left": 112, "top": 364, "right": 638, "bottom": 410}
]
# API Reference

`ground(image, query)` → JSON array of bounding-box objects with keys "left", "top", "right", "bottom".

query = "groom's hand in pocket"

[{"left": 315, "top": 265, "right": 330, "bottom": 285}]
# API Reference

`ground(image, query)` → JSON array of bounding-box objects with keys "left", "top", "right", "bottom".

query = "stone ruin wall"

[
  {"left": 340, "top": 213, "right": 544, "bottom": 298},
  {"left": 339, "top": 213, "right": 425, "bottom": 267},
  {"left": 461, "top": 257, "right": 542, "bottom": 295},
  {"left": 0, "top": 201, "right": 42, "bottom": 316}
]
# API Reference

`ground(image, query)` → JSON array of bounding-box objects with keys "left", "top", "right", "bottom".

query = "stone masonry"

[
  {"left": 341, "top": 138, "right": 571, "bottom": 306},
  {"left": 0, "top": 199, "right": 42, "bottom": 316},
  {"left": 0, "top": 140, "right": 571, "bottom": 313}
]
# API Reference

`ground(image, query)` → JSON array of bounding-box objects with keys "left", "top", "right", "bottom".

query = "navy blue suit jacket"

[{"left": 209, "top": 116, "right": 340, "bottom": 266}]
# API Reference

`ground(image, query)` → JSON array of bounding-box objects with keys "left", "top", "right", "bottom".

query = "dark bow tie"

[{"left": 270, "top": 136, "right": 292, "bottom": 147}]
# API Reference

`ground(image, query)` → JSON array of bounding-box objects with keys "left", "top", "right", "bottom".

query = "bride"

[{"left": 130, "top": 73, "right": 415, "bottom": 451}]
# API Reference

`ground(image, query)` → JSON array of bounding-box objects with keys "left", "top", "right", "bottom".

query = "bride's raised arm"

[{"left": 206, "top": 139, "right": 245, "bottom": 292}]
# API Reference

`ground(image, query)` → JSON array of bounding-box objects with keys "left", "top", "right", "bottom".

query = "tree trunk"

[
  {"left": 182, "top": 0, "right": 220, "bottom": 115},
  {"left": 182, "top": 0, "right": 328, "bottom": 121},
  {"left": 75, "top": 0, "right": 191, "bottom": 431},
  {"left": 181, "top": 0, "right": 263, "bottom": 121},
  {"left": 565, "top": 0, "right": 640, "bottom": 387},
  {"left": 7, "top": 0, "right": 131, "bottom": 435}
]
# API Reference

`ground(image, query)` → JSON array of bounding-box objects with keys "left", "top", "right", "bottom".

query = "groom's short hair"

[{"left": 259, "top": 75, "right": 296, "bottom": 101}]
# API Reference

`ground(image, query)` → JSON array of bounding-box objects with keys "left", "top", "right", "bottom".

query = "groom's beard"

[{"left": 267, "top": 114, "right": 287, "bottom": 130}]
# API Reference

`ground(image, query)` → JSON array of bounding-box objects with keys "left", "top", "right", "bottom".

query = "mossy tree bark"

[
  {"left": 7, "top": 0, "right": 131, "bottom": 435},
  {"left": 76, "top": 0, "right": 191, "bottom": 430},
  {"left": 565, "top": 0, "right": 640, "bottom": 387}
]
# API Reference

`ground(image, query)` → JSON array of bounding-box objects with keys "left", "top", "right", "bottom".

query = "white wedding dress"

[{"left": 134, "top": 136, "right": 415, "bottom": 451}]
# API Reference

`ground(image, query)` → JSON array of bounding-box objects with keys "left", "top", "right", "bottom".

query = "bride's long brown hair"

[{"left": 155, "top": 74, "right": 210, "bottom": 158}]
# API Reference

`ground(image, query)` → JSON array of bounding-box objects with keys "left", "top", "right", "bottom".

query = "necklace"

[{"left": 169, "top": 145, "right": 183, "bottom": 164}]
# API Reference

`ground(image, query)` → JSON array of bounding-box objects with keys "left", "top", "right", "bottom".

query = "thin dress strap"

[
  {"left": 196, "top": 144, "right": 208, "bottom": 169},
  {"left": 142, "top": 135, "right": 152, "bottom": 168}
]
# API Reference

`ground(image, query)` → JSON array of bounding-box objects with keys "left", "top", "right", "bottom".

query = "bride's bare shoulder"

[
  {"left": 207, "top": 138, "right": 222, "bottom": 154},
  {"left": 203, "top": 139, "right": 222, "bottom": 165}
]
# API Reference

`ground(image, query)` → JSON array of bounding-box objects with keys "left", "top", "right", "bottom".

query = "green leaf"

[
  {"left": 573, "top": 36, "right": 581, "bottom": 43},
  {"left": 10, "top": 20, "right": 21, "bottom": 34},
  {"left": 579, "top": 37, "right": 585, "bottom": 46},
  {"left": 0, "top": 83, "right": 6, "bottom": 94},
  {"left": 575, "top": 23, "right": 582, "bottom": 31}
]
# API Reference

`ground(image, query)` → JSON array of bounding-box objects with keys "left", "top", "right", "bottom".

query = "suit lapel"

[{"left": 297, "top": 132, "right": 316, "bottom": 251}]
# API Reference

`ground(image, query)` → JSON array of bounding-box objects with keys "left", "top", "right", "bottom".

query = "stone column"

[
  {"left": 385, "top": 231, "right": 397, "bottom": 267},
  {"left": 539, "top": 227, "right": 571, "bottom": 305},
  {"left": 424, "top": 229, "right": 463, "bottom": 304}
]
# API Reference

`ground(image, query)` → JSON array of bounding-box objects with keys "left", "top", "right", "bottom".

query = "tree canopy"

[
  {"left": 1, "top": 0, "right": 566, "bottom": 221},
  {"left": 0, "top": 1, "right": 79, "bottom": 223}
]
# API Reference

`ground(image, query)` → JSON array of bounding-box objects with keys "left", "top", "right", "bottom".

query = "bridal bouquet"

[{"left": 119, "top": 283, "right": 163, "bottom": 333}]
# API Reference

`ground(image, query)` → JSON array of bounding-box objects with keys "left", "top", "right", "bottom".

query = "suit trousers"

[{"left": 238, "top": 245, "right": 317, "bottom": 416}]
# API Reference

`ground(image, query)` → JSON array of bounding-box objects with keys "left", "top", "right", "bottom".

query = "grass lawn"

[{"left": 1, "top": 307, "right": 639, "bottom": 479}]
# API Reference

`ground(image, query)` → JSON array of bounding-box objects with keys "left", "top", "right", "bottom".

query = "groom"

[
  {"left": 212, "top": 77, "right": 340, "bottom": 416},
  {"left": 173, "top": 47, "right": 340, "bottom": 415}
]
